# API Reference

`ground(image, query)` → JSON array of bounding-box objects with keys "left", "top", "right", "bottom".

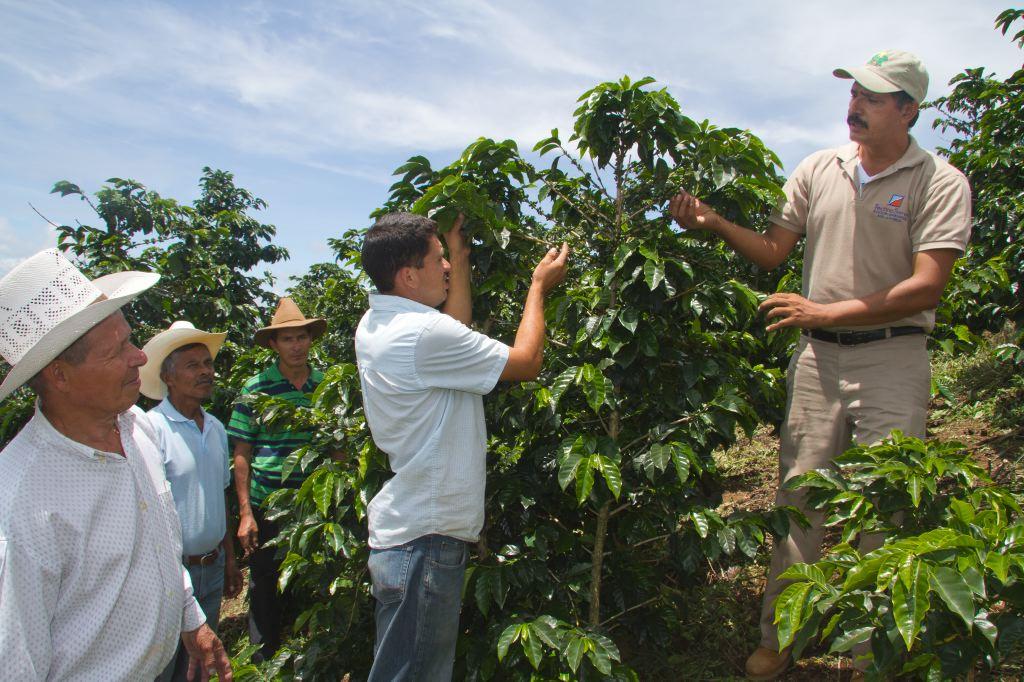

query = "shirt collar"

[
  {"left": 368, "top": 292, "right": 440, "bottom": 315},
  {"left": 837, "top": 136, "right": 928, "bottom": 179},
  {"left": 266, "top": 361, "right": 322, "bottom": 390},
  {"left": 153, "top": 397, "right": 206, "bottom": 424},
  {"left": 31, "top": 401, "right": 132, "bottom": 461}
]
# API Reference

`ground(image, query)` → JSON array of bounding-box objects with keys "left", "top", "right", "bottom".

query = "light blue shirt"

[
  {"left": 147, "top": 399, "right": 230, "bottom": 556},
  {"left": 355, "top": 294, "right": 510, "bottom": 548}
]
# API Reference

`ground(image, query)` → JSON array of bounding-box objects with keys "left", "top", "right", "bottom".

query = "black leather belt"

[{"left": 802, "top": 326, "right": 925, "bottom": 346}]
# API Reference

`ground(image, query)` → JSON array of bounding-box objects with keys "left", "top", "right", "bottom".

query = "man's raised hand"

[
  {"left": 442, "top": 213, "right": 469, "bottom": 258},
  {"left": 532, "top": 243, "right": 569, "bottom": 293}
]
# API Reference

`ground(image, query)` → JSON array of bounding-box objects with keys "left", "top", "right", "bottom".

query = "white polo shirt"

[
  {"left": 148, "top": 399, "right": 230, "bottom": 556},
  {"left": 355, "top": 293, "right": 510, "bottom": 548}
]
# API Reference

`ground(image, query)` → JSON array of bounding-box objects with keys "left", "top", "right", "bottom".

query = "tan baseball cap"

[{"left": 834, "top": 50, "right": 928, "bottom": 103}]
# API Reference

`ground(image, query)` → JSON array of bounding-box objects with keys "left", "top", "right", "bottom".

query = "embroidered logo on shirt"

[{"left": 873, "top": 201, "right": 908, "bottom": 222}]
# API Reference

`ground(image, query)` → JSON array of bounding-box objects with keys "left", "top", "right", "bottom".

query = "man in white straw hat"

[
  {"left": 141, "top": 321, "right": 244, "bottom": 682},
  {"left": 0, "top": 249, "right": 232, "bottom": 681},
  {"left": 226, "top": 296, "right": 328, "bottom": 659},
  {"left": 670, "top": 50, "right": 972, "bottom": 678}
]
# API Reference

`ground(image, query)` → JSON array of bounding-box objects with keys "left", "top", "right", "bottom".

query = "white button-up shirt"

[
  {"left": 0, "top": 405, "right": 205, "bottom": 681},
  {"left": 355, "top": 294, "right": 509, "bottom": 548},
  {"left": 148, "top": 399, "right": 230, "bottom": 556}
]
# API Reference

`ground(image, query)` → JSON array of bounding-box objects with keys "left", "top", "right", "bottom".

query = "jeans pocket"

[
  {"left": 428, "top": 536, "right": 467, "bottom": 569},
  {"left": 368, "top": 546, "right": 413, "bottom": 605}
]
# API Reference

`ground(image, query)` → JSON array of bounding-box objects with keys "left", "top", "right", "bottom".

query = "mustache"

[{"left": 847, "top": 114, "right": 868, "bottom": 128}]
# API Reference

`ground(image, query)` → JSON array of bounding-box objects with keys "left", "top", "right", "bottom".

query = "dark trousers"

[{"left": 249, "top": 505, "right": 286, "bottom": 658}]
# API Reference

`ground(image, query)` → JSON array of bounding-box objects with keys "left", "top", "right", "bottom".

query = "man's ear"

[
  {"left": 394, "top": 265, "right": 418, "bottom": 293},
  {"left": 44, "top": 360, "right": 72, "bottom": 394},
  {"left": 901, "top": 100, "right": 920, "bottom": 125}
]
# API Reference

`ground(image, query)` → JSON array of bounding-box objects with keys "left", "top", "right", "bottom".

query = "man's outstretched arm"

[
  {"left": 500, "top": 243, "right": 569, "bottom": 381},
  {"left": 669, "top": 190, "right": 800, "bottom": 271}
]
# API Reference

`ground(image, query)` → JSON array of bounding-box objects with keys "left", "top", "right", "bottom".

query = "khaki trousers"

[{"left": 759, "top": 333, "right": 930, "bottom": 650}]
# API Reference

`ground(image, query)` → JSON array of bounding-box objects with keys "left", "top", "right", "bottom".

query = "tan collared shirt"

[{"left": 770, "top": 137, "right": 972, "bottom": 331}]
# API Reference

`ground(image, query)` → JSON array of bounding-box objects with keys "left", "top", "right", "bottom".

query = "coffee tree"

[
  {"left": 775, "top": 434, "right": 1024, "bottom": 680},
  {"left": 931, "top": 9, "right": 1024, "bottom": 342},
  {"left": 259, "top": 76, "right": 805, "bottom": 679},
  {"left": 0, "top": 168, "right": 287, "bottom": 446},
  {"left": 51, "top": 167, "right": 287, "bottom": 343}
]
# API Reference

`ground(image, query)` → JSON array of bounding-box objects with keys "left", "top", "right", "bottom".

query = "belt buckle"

[
  {"left": 199, "top": 549, "right": 218, "bottom": 566},
  {"left": 836, "top": 331, "right": 856, "bottom": 347}
]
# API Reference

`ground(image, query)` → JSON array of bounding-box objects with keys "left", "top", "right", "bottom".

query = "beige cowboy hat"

[
  {"left": 254, "top": 297, "right": 326, "bottom": 348},
  {"left": 139, "top": 321, "right": 227, "bottom": 400},
  {"left": 0, "top": 249, "right": 159, "bottom": 402}
]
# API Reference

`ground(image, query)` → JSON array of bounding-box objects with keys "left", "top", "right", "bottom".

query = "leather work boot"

[{"left": 745, "top": 646, "right": 791, "bottom": 680}]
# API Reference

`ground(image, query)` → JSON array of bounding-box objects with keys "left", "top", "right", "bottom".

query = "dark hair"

[
  {"left": 893, "top": 91, "right": 919, "bottom": 128},
  {"left": 266, "top": 327, "right": 312, "bottom": 344},
  {"left": 25, "top": 332, "right": 93, "bottom": 394},
  {"left": 160, "top": 342, "right": 207, "bottom": 378},
  {"left": 360, "top": 212, "right": 437, "bottom": 292}
]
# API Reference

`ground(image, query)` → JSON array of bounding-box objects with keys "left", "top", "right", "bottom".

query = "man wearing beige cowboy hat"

[
  {"left": 0, "top": 249, "right": 232, "bottom": 681},
  {"left": 226, "top": 296, "right": 327, "bottom": 659},
  {"left": 670, "top": 50, "right": 971, "bottom": 678},
  {"left": 140, "top": 321, "right": 245, "bottom": 682}
]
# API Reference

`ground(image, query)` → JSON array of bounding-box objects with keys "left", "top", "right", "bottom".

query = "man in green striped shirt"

[{"left": 226, "top": 297, "right": 327, "bottom": 660}]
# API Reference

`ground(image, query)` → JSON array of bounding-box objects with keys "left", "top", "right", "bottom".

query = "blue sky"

[{"left": 1, "top": 1, "right": 1020, "bottom": 287}]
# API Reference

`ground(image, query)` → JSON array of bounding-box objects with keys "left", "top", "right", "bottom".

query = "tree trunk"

[
  {"left": 588, "top": 499, "right": 611, "bottom": 627},
  {"left": 588, "top": 410, "right": 620, "bottom": 628},
  {"left": 586, "top": 146, "right": 627, "bottom": 629}
]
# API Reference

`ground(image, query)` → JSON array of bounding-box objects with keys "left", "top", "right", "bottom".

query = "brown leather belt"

[
  {"left": 802, "top": 326, "right": 925, "bottom": 346},
  {"left": 185, "top": 548, "right": 220, "bottom": 566}
]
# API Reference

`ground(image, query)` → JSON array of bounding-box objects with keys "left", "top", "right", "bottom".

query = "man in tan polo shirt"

[{"left": 670, "top": 50, "right": 971, "bottom": 679}]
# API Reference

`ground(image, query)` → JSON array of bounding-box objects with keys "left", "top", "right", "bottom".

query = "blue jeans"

[
  {"left": 157, "top": 551, "right": 226, "bottom": 682},
  {"left": 367, "top": 534, "right": 468, "bottom": 682}
]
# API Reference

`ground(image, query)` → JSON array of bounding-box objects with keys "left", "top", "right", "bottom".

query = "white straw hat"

[
  {"left": 0, "top": 249, "right": 159, "bottom": 401},
  {"left": 139, "top": 321, "right": 226, "bottom": 400}
]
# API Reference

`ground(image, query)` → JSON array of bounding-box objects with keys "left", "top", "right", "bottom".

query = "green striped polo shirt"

[{"left": 226, "top": 363, "right": 324, "bottom": 508}]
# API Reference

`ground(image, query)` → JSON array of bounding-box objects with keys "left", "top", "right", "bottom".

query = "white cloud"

[
  {"left": 0, "top": 217, "right": 58, "bottom": 275},
  {"left": 0, "top": 0, "right": 1019, "bottom": 283},
  {"left": 3, "top": 0, "right": 1017, "bottom": 168}
]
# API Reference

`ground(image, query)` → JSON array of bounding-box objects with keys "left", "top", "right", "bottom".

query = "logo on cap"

[
  {"left": 888, "top": 194, "right": 905, "bottom": 207},
  {"left": 869, "top": 52, "right": 891, "bottom": 67}
]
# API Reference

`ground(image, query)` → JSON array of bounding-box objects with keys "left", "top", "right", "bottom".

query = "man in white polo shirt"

[
  {"left": 355, "top": 212, "right": 568, "bottom": 681},
  {"left": 670, "top": 50, "right": 971, "bottom": 678}
]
